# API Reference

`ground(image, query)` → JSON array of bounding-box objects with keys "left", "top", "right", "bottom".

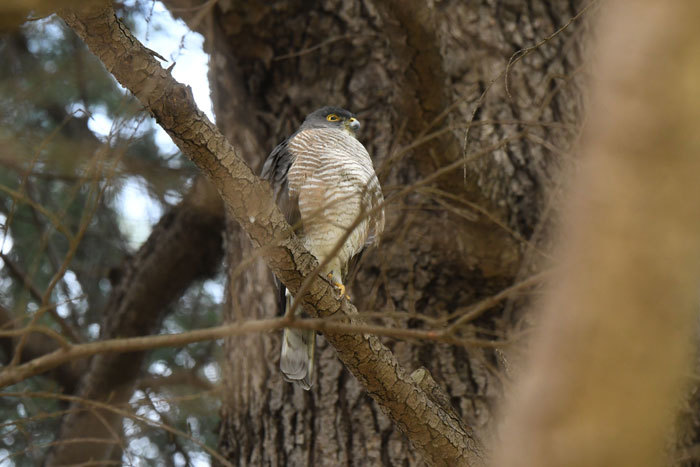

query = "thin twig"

[
  {"left": 0, "top": 314, "right": 505, "bottom": 389},
  {"left": 504, "top": 1, "right": 597, "bottom": 101},
  {"left": 0, "top": 252, "right": 82, "bottom": 343}
]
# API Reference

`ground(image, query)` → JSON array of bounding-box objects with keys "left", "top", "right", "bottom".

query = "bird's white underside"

[{"left": 287, "top": 128, "right": 384, "bottom": 276}]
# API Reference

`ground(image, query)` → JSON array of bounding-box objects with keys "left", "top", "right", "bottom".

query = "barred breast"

[{"left": 287, "top": 128, "right": 384, "bottom": 279}]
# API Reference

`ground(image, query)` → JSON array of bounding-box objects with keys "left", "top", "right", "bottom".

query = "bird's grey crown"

[{"left": 300, "top": 106, "right": 358, "bottom": 131}]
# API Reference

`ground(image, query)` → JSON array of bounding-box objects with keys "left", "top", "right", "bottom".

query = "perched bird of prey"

[{"left": 261, "top": 106, "right": 385, "bottom": 390}]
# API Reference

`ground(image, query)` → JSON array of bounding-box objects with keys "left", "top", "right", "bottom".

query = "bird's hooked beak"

[{"left": 346, "top": 117, "right": 361, "bottom": 133}]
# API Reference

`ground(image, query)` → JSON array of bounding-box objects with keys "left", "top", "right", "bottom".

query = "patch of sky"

[
  {"left": 163, "top": 188, "right": 184, "bottom": 205},
  {"left": 148, "top": 360, "right": 173, "bottom": 377},
  {"left": 0, "top": 450, "right": 11, "bottom": 467},
  {"left": 55, "top": 270, "right": 87, "bottom": 318},
  {"left": 150, "top": 393, "right": 171, "bottom": 413},
  {"left": 203, "top": 278, "right": 224, "bottom": 304},
  {"left": 174, "top": 350, "right": 195, "bottom": 369},
  {"left": 87, "top": 323, "right": 101, "bottom": 339},
  {"left": 115, "top": 176, "right": 164, "bottom": 249},
  {"left": 202, "top": 362, "right": 221, "bottom": 383},
  {"left": 0, "top": 213, "right": 13, "bottom": 255},
  {"left": 23, "top": 17, "right": 65, "bottom": 55}
]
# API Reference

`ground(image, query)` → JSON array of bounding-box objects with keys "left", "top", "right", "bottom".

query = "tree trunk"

[{"left": 165, "top": 1, "right": 588, "bottom": 464}]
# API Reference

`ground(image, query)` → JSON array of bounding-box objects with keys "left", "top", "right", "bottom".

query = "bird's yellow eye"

[{"left": 326, "top": 114, "right": 340, "bottom": 122}]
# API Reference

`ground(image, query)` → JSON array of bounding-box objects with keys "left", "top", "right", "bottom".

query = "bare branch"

[{"left": 0, "top": 315, "right": 509, "bottom": 390}]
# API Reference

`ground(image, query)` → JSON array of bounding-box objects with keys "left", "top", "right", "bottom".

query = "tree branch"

[
  {"left": 57, "top": 4, "right": 483, "bottom": 464},
  {"left": 0, "top": 304, "right": 86, "bottom": 392},
  {"left": 0, "top": 314, "right": 510, "bottom": 390}
]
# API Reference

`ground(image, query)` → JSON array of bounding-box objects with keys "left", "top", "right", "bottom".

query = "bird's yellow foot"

[{"left": 327, "top": 273, "right": 350, "bottom": 300}]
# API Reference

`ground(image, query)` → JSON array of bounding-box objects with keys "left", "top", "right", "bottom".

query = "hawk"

[{"left": 261, "top": 106, "right": 385, "bottom": 390}]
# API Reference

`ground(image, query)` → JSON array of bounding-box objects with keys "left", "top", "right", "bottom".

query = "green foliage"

[{"left": 0, "top": 5, "right": 221, "bottom": 465}]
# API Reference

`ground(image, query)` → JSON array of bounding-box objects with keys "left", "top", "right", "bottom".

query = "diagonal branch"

[{"left": 58, "top": 4, "right": 483, "bottom": 465}]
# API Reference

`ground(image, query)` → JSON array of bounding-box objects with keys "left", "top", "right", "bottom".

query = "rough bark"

[
  {"left": 59, "top": 4, "right": 487, "bottom": 465},
  {"left": 46, "top": 178, "right": 224, "bottom": 466},
  {"left": 161, "top": 0, "right": 588, "bottom": 465}
]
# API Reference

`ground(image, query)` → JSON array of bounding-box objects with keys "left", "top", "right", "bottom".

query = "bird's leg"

[{"left": 326, "top": 272, "right": 349, "bottom": 299}]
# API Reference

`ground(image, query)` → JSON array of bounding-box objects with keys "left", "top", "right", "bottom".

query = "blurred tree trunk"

[
  {"left": 495, "top": 2, "right": 700, "bottom": 465},
  {"left": 158, "top": 0, "right": 588, "bottom": 464}
]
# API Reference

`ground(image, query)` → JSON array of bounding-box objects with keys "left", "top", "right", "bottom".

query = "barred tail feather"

[
  {"left": 280, "top": 327, "right": 315, "bottom": 390},
  {"left": 280, "top": 290, "right": 315, "bottom": 390}
]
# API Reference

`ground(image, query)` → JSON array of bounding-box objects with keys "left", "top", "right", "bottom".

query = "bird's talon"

[{"left": 327, "top": 273, "right": 349, "bottom": 299}]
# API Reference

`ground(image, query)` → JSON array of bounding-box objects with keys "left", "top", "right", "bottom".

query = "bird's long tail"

[{"left": 280, "top": 290, "right": 315, "bottom": 390}]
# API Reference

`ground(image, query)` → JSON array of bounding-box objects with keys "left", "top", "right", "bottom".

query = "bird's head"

[{"left": 301, "top": 106, "right": 361, "bottom": 137}]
